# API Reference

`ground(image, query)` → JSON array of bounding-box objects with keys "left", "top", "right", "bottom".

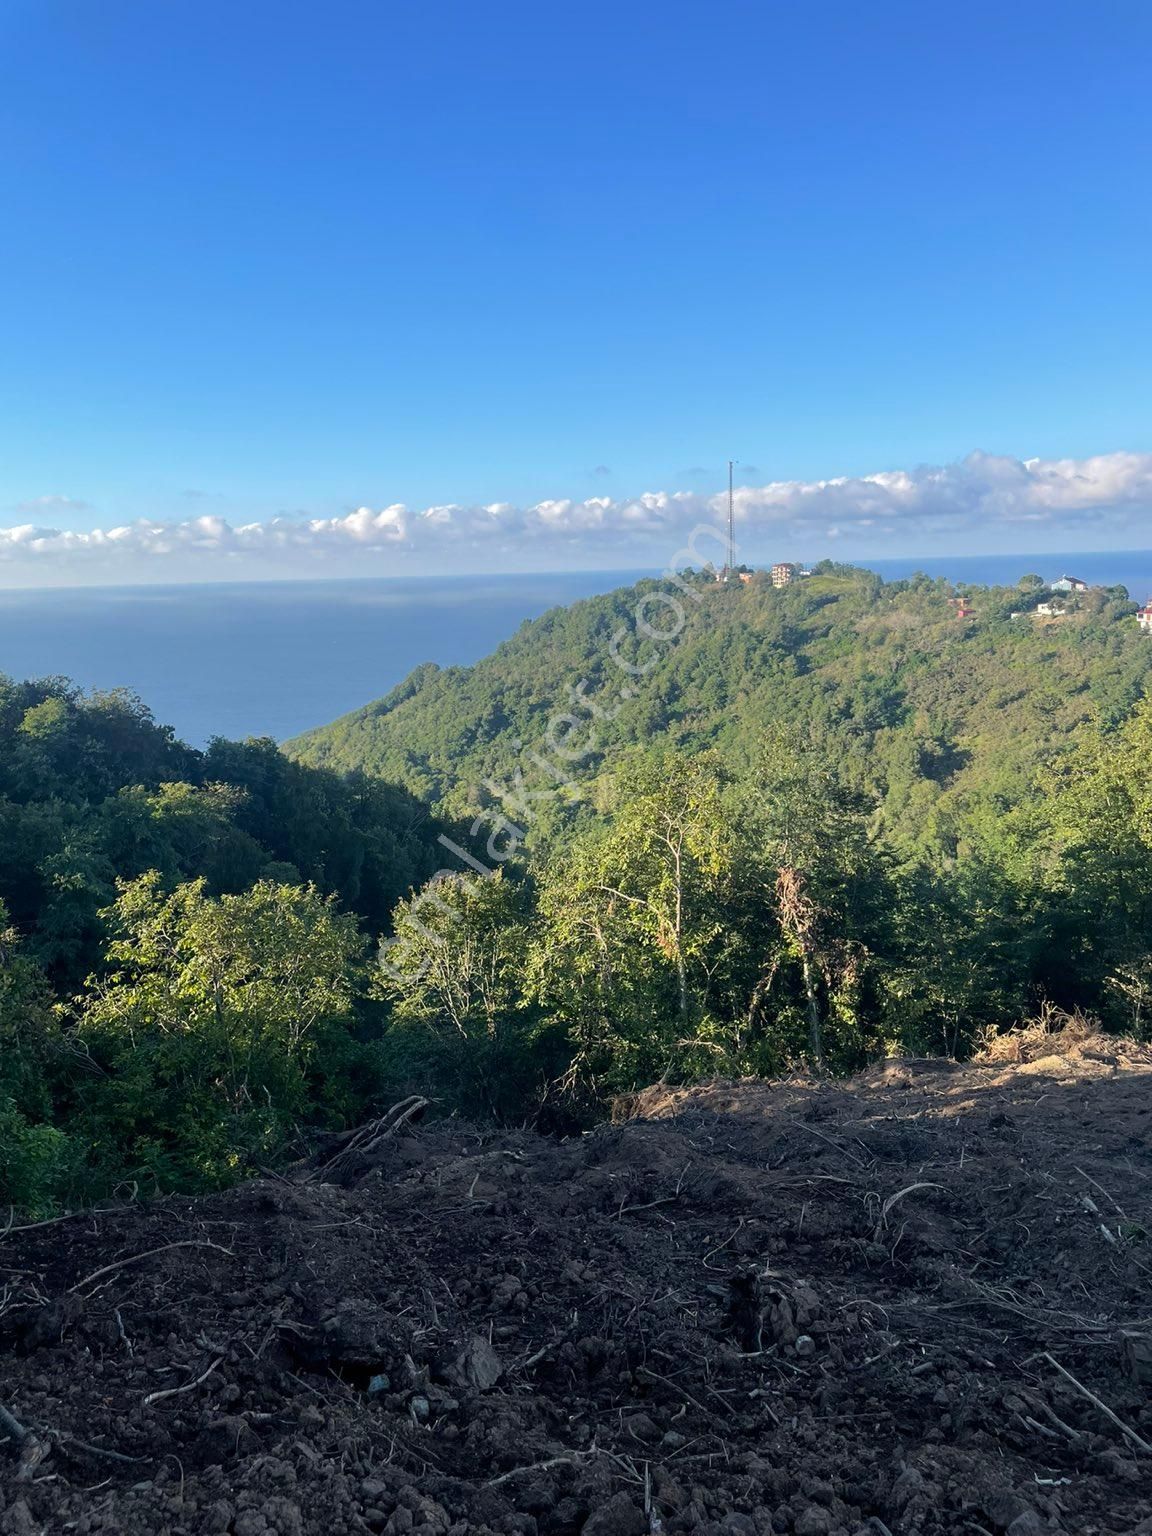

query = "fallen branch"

[
  {"left": 929, "top": 1293, "right": 1115, "bottom": 1335},
  {"left": 306, "top": 1096, "right": 429, "bottom": 1183},
  {"left": 58, "top": 1434, "right": 152, "bottom": 1466},
  {"left": 617, "top": 1164, "right": 691, "bottom": 1219},
  {"left": 143, "top": 1356, "right": 224, "bottom": 1407},
  {"left": 1073, "top": 1166, "right": 1130, "bottom": 1221},
  {"left": 874, "top": 1182, "right": 943, "bottom": 1237},
  {"left": 0, "top": 1403, "right": 29, "bottom": 1445},
  {"left": 637, "top": 1365, "right": 730, "bottom": 1419},
  {"left": 0, "top": 1402, "right": 49, "bottom": 1481},
  {"left": 794, "top": 1121, "right": 869, "bottom": 1168},
  {"left": 486, "top": 1454, "right": 579, "bottom": 1488},
  {"left": 69, "top": 1239, "right": 234, "bottom": 1294},
  {"left": 701, "top": 1217, "right": 747, "bottom": 1272},
  {"left": 1043, "top": 1353, "right": 1152, "bottom": 1454},
  {"left": 518, "top": 1323, "right": 575, "bottom": 1374},
  {"left": 1021, "top": 1413, "right": 1060, "bottom": 1442},
  {"left": 1, "top": 1206, "right": 120, "bottom": 1241},
  {"left": 1036, "top": 1399, "right": 1082, "bottom": 1443},
  {"left": 2, "top": 1400, "right": 151, "bottom": 1473}
]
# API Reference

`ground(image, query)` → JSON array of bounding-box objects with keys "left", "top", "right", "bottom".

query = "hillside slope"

[
  {"left": 3, "top": 1026, "right": 1152, "bottom": 1534},
  {"left": 285, "top": 568, "right": 1150, "bottom": 854}
]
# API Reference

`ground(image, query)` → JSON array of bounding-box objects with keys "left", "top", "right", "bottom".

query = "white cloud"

[
  {"left": 725, "top": 450, "right": 1152, "bottom": 535},
  {"left": 2, "top": 449, "right": 1151, "bottom": 579}
]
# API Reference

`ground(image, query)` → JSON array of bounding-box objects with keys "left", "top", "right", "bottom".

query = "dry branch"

[
  {"left": 0, "top": 1402, "right": 29, "bottom": 1446},
  {"left": 1043, "top": 1353, "right": 1152, "bottom": 1454},
  {"left": 617, "top": 1163, "right": 691, "bottom": 1218},
  {"left": 2, "top": 1399, "right": 150, "bottom": 1473},
  {"left": 637, "top": 1365, "right": 729, "bottom": 1419},
  {"left": 794, "top": 1121, "right": 868, "bottom": 1168},
  {"left": 143, "top": 1355, "right": 224, "bottom": 1407},
  {"left": 69, "top": 1239, "right": 234, "bottom": 1294},
  {"left": 304, "top": 1096, "right": 429, "bottom": 1183},
  {"left": 0, "top": 1402, "right": 49, "bottom": 1481},
  {"left": 486, "top": 1454, "right": 579, "bottom": 1488},
  {"left": 1, "top": 1206, "right": 118, "bottom": 1241},
  {"left": 874, "top": 1182, "right": 943, "bottom": 1237}
]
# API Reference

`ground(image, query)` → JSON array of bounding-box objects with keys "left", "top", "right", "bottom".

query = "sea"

[{"left": 1, "top": 550, "right": 1151, "bottom": 748}]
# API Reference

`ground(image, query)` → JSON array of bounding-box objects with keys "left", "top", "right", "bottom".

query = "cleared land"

[{"left": 3, "top": 1023, "right": 1152, "bottom": 1535}]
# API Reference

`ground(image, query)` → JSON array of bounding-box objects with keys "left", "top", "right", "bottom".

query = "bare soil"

[{"left": 4, "top": 1024, "right": 1152, "bottom": 1535}]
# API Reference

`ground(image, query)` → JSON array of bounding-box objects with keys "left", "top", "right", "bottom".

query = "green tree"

[
  {"left": 381, "top": 871, "right": 528, "bottom": 1039},
  {"left": 0, "top": 902, "right": 81, "bottom": 1215},
  {"left": 1041, "top": 700, "right": 1152, "bottom": 1027},
  {"left": 886, "top": 862, "right": 1032, "bottom": 1057},
  {"left": 741, "top": 730, "right": 896, "bottom": 1070},
  {"left": 376, "top": 870, "right": 538, "bottom": 1117},
  {"left": 72, "top": 874, "right": 366, "bottom": 1189},
  {"left": 530, "top": 752, "right": 743, "bottom": 1098},
  {"left": 102, "top": 781, "right": 265, "bottom": 893}
]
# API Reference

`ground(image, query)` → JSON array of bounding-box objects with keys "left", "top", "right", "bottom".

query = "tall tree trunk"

[
  {"left": 800, "top": 950, "right": 823, "bottom": 1068},
  {"left": 744, "top": 956, "right": 781, "bottom": 1051},
  {"left": 673, "top": 839, "right": 688, "bottom": 1021},
  {"left": 775, "top": 865, "right": 824, "bottom": 1069}
]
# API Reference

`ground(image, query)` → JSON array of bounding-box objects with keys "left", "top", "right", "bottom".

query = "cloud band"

[{"left": 4, "top": 449, "right": 1151, "bottom": 572}]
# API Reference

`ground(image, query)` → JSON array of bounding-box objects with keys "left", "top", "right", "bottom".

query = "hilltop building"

[
  {"left": 951, "top": 596, "right": 976, "bottom": 620},
  {"left": 771, "top": 562, "right": 802, "bottom": 588},
  {"left": 1137, "top": 602, "right": 1152, "bottom": 633},
  {"left": 1052, "top": 575, "right": 1089, "bottom": 593}
]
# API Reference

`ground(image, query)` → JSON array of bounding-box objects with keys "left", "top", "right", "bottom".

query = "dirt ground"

[{"left": 4, "top": 1022, "right": 1152, "bottom": 1535}]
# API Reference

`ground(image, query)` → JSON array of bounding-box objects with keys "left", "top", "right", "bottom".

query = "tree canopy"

[{"left": 7, "top": 568, "right": 1152, "bottom": 1213}]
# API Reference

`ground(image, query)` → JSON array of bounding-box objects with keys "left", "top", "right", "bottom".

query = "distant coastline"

[
  {"left": 1, "top": 553, "right": 1152, "bottom": 747},
  {"left": 864, "top": 549, "right": 1152, "bottom": 591}
]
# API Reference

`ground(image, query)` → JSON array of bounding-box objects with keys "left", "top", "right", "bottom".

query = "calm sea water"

[
  {"left": 866, "top": 550, "right": 1152, "bottom": 591},
  {"left": 0, "top": 571, "right": 643, "bottom": 747},
  {"left": 1, "top": 552, "right": 1150, "bottom": 747}
]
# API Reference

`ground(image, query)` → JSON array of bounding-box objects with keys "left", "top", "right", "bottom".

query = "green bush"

[
  {"left": 70, "top": 875, "right": 369, "bottom": 1191},
  {"left": 0, "top": 1100, "right": 83, "bottom": 1218}
]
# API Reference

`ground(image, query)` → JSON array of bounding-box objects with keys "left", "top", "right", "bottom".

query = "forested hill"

[
  {"left": 9, "top": 573, "right": 1152, "bottom": 1216},
  {"left": 0, "top": 679, "right": 445, "bottom": 989},
  {"left": 0, "top": 678, "right": 459, "bottom": 1210},
  {"left": 285, "top": 564, "right": 1149, "bottom": 855}
]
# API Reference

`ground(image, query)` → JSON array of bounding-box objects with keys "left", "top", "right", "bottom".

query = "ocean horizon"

[{"left": 2, "top": 550, "right": 1151, "bottom": 747}]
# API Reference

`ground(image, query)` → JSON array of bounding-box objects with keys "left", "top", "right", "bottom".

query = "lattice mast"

[{"left": 727, "top": 459, "right": 735, "bottom": 579}]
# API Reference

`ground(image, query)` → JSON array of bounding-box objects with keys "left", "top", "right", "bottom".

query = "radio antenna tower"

[{"left": 727, "top": 460, "right": 735, "bottom": 580}]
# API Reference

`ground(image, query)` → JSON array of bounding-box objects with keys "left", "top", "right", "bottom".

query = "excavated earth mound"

[{"left": 3, "top": 1027, "right": 1152, "bottom": 1535}]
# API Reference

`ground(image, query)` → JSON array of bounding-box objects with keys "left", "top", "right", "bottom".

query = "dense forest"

[
  {"left": 287, "top": 564, "right": 1150, "bottom": 857},
  {"left": 7, "top": 565, "right": 1152, "bottom": 1215},
  {"left": 0, "top": 680, "right": 445, "bottom": 1211}
]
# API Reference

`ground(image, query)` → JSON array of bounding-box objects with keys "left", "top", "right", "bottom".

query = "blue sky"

[{"left": 1, "top": 0, "right": 1150, "bottom": 583}]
